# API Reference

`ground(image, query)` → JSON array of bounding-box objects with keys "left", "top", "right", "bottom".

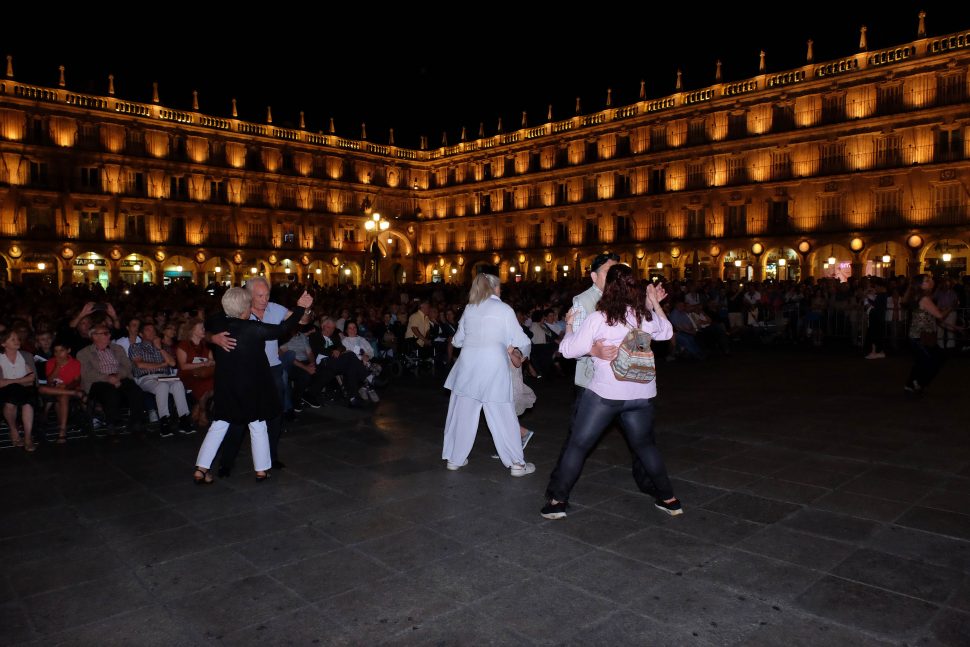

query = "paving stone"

[
  {"left": 312, "top": 507, "right": 415, "bottom": 544},
  {"left": 629, "top": 575, "right": 783, "bottom": 645},
  {"left": 165, "top": 574, "right": 304, "bottom": 638},
  {"left": 267, "top": 547, "right": 393, "bottom": 602},
  {"left": 702, "top": 492, "right": 801, "bottom": 524},
  {"left": 737, "top": 611, "right": 896, "bottom": 646},
  {"left": 811, "top": 490, "right": 908, "bottom": 522},
  {"left": 427, "top": 508, "right": 533, "bottom": 547},
  {"left": 656, "top": 507, "right": 764, "bottom": 546},
  {"left": 478, "top": 528, "right": 594, "bottom": 571},
  {"left": 738, "top": 526, "right": 857, "bottom": 570},
  {"left": 354, "top": 526, "right": 465, "bottom": 572},
  {"left": 738, "top": 477, "right": 830, "bottom": 505},
  {"left": 896, "top": 507, "right": 970, "bottom": 542},
  {"left": 562, "top": 609, "right": 711, "bottom": 647},
  {"left": 231, "top": 524, "right": 342, "bottom": 569},
  {"left": 796, "top": 575, "right": 939, "bottom": 636},
  {"left": 780, "top": 508, "right": 882, "bottom": 543},
  {"left": 610, "top": 527, "right": 723, "bottom": 573},
  {"left": 25, "top": 573, "right": 153, "bottom": 636},
  {"left": 0, "top": 602, "right": 35, "bottom": 645},
  {"left": 45, "top": 606, "right": 195, "bottom": 647},
  {"left": 404, "top": 549, "right": 523, "bottom": 605},
  {"left": 218, "top": 604, "right": 357, "bottom": 646},
  {"left": 694, "top": 549, "right": 822, "bottom": 602},
  {"left": 920, "top": 609, "right": 970, "bottom": 647},
  {"left": 470, "top": 575, "right": 615, "bottom": 645},
  {"left": 867, "top": 526, "right": 970, "bottom": 574},
  {"left": 135, "top": 547, "right": 256, "bottom": 600},
  {"left": 6, "top": 547, "right": 127, "bottom": 598},
  {"left": 324, "top": 573, "right": 463, "bottom": 644},
  {"left": 831, "top": 548, "right": 964, "bottom": 604}
]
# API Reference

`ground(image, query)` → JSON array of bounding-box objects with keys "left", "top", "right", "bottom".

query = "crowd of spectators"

[{"left": 0, "top": 271, "right": 965, "bottom": 448}]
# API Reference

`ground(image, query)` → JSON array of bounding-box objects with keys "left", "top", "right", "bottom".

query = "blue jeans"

[{"left": 545, "top": 388, "right": 674, "bottom": 504}]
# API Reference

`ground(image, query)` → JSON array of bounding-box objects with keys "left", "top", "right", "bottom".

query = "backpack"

[{"left": 610, "top": 325, "right": 656, "bottom": 383}]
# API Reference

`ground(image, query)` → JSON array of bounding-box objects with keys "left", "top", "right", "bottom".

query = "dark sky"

[{"left": 3, "top": 3, "right": 966, "bottom": 148}]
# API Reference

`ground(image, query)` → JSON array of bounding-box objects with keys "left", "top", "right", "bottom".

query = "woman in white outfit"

[{"left": 442, "top": 269, "right": 535, "bottom": 476}]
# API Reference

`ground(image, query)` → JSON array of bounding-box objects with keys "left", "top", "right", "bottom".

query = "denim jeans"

[{"left": 545, "top": 388, "right": 673, "bottom": 504}]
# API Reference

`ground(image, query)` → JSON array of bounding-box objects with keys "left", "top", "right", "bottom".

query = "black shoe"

[
  {"left": 301, "top": 395, "right": 322, "bottom": 409},
  {"left": 292, "top": 403, "right": 304, "bottom": 413},
  {"left": 654, "top": 498, "right": 684, "bottom": 516},
  {"left": 178, "top": 415, "right": 195, "bottom": 435},
  {"left": 272, "top": 460, "right": 286, "bottom": 470},
  {"left": 541, "top": 500, "right": 568, "bottom": 520},
  {"left": 217, "top": 466, "right": 232, "bottom": 478},
  {"left": 347, "top": 396, "right": 363, "bottom": 409}
]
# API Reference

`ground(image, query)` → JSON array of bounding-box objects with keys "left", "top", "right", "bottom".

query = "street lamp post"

[{"left": 363, "top": 212, "right": 391, "bottom": 285}]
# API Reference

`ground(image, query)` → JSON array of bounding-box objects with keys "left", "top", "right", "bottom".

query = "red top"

[{"left": 46, "top": 356, "right": 82, "bottom": 388}]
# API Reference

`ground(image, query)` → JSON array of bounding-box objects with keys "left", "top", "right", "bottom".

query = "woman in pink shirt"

[{"left": 541, "top": 264, "right": 682, "bottom": 519}]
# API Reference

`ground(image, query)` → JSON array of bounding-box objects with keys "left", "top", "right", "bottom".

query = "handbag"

[{"left": 611, "top": 325, "right": 656, "bottom": 383}]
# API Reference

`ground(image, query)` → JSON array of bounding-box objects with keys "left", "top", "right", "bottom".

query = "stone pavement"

[{"left": 1, "top": 349, "right": 968, "bottom": 646}]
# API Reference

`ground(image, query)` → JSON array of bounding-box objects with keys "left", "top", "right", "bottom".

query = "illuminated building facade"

[{"left": 1, "top": 16, "right": 968, "bottom": 287}]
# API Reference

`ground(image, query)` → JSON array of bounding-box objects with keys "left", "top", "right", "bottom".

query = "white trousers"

[
  {"left": 136, "top": 375, "right": 190, "bottom": 418},
  {"left": 195, "top": 419, "right": 270, "bottom": 472},
  {"left": 442, "top": 392, "right": 524, "bottom": 468}
]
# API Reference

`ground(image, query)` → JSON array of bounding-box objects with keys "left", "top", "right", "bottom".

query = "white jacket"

[{"left": 444, "top": 295, "right": 532, "bottom": 403}]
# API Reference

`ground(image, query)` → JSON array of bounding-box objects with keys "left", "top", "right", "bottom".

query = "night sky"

[{"left": 3, "top": 3, "right": 966, "bottom": 148}]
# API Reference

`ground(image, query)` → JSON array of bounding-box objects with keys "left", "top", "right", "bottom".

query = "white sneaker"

[
  {"left": 510, "top": 462, "right": 536, "bottom": 477},
  {"left": 357, "top": 386, "right": 371, "bottom": 401},
  {"left": 521, "top": 430, "right": 534, "bottom": 450},
  {"left": 367, "top": 387, "right": 380, "bottom": 403},
  {"left": 446, "top": 459, "right": 468, "bottom": 471}
]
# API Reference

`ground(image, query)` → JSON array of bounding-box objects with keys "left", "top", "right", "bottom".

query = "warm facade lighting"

[
  {"left": 777, "top": 258, "right": 786, "bottom": 267},
  {"left": 850, "top": 237, "right": 864, "bottom": 252},
  {"left": 37, "top": 262, "right": 46, "bottom": 270}
]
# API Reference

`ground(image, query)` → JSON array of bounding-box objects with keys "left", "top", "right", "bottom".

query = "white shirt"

[
  {"left": 0, "top": 352, "right": 29, "bottom": 379},
  {"left": 341, "top": 335, "right": 374, "bottom": 359},
  {"left": 252, "top": 302, "right": 289, "bottom": 367}
]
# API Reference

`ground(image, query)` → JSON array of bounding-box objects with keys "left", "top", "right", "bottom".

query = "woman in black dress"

[{"left": 193, "top": 288, "right": 312, "bottom": 483}]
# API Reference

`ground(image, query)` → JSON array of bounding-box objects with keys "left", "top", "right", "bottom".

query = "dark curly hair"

[{"left": 596, "top": 264, "right": 651, "bottom": 326}]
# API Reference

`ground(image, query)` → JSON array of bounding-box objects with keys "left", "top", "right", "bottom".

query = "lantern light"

[
  {"left": 87, "top": 263, "right": 95, "bottom": 271},
  {"left": 37, "top": 262, "right": 46, "bottom": 270}
]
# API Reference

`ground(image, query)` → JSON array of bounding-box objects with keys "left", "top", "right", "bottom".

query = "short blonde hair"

[
  {"left": 222, "top": 287, "right": 252, "bottom": 318},
  {"left": 468, "top": 273, "right": 500, "bottom": 305}
]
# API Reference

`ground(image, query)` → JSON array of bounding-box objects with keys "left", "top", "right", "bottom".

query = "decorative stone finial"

[
  {"left": 441, "top": 131, "right": 448, "bottom": 146},
  {"left": 420, "top": 135, "right": 427, "bottom": 150},
  {"left": 108, "top": 74, "right": 115, "bottom": 95},
  {"left": 6, "top": 55, "right": 13, "bottom": 78},
  {"left": 267, "top": 106, "right": 273, "bottom": 124},
  {"left": 759, "top": 51, "right": 766, "bottom": 72},
  {"left": 478, "top": 122, "right": 484, "bottom": 138},
  {"left": 299, "top": 111, "right": 305, "bottom": 129},
  {"left": 716, "top": 60, "right": 722, "bottom": 81},
  {"left": 918, "top": 11, "right": 926, "bottom": 37},
  {"left": 58, "top": 65, "right": 65, "bottom": 87},
  {"left": 575, "top": 97, "right": 582, "bottom": 114},
  {"left": 521, "top": 111, "right": 527, "bottom": 128},
  {"left": 192, "top": 91, "right": 199, "bottom": 111},
  {"left": 606, "top": 88, "right": 612, "bottom": 107},
  {"left": 547, "top": 104, "right": 552, "bottom": 121},
  {"left": 639, "top": 80, "right": 646, "bottom": 99},
  {"left": 360, "top": 122, "right": 366, "bottom": 139},
  {"left": 152, "top": 82, "right": 159, "bottom": 103},
  {"left": 675, "top": 69, "right": 682, "bottom": 90},
  {"left": 232, "top": 98, "right": 238, "bottom": 117},
  {"left": 460, "top": 126, "right": 466, "bottom": 141},
  {"left": 497, "top": 117, "right": 503, "bottom": 133},
  {"left": 806, "top": 40, "right": 814, "bottom": 63},
  {"left": 388, "top": 128, "right": 394, "bottom": 145},
  {"left": 329, "top": 117, "right": 335, "bottom": 134},
  {"left": 859, "top": 25, "right": 868, "bottom": 51}
]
